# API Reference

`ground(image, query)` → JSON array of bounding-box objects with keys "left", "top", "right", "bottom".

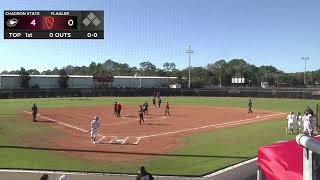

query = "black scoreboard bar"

[{"left": 4, "top": 10, "right": 104, "bottom": 39}]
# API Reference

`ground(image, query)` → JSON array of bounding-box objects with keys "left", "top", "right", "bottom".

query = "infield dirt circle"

[{"left": 22, "top": 105, "right": 284, "bottom": 161}]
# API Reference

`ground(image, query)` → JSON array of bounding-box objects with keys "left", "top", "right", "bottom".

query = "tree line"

[{"left": 3, "top": 59, "right": 320, "bottom": 88}]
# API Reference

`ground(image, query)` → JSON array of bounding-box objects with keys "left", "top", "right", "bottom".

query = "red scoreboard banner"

[{"left": 4, "top": 11, "right": 104, "bottom": 39}]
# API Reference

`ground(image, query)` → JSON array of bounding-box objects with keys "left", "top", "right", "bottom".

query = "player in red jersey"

[
  {"left": 117, "top": 102, "right": 122, "bottom": 117},
  {"left": 113, "top": 102, "right": 118, "bottom": 117}
]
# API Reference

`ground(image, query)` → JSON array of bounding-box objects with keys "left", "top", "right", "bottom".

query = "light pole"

[
  {"left": 186, "top": 45, "right": 194, "bottom": 88},
  {"left": 301, "top": 57, "right": 309, "bottom": 86}
]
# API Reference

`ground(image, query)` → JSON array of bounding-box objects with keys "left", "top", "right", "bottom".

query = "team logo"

[
  {"left": 6, "top": 18, "right": 19, "bottom": 27},
  {"left": 45, "top": 16, "right": 55, "bottom": 29}
]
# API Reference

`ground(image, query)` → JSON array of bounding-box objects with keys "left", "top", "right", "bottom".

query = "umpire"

[{"left": 32, "top": 104, "right": 38, "bottom": 122}]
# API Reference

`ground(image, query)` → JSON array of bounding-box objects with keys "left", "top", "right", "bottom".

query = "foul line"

[
  {"left": 23, "top": 111, "right": 104, "bottom": 138},
  {"left": 139, "top": 113, "right": 285, "bottom": 139},
  {"left": 204, "top": 157, "right": 258, "bottom": 178}
]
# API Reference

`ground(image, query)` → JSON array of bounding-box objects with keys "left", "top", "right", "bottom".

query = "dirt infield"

[{"left": 22, "top": 105, "right": 284, "bottom": 162}]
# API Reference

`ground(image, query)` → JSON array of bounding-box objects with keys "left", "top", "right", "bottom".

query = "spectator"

[
  {"left": 40, "top": 174, "right": 49, "bottom": 180},
  {"left": 136, "top": 166, "right": 154, "bottom": 180}
]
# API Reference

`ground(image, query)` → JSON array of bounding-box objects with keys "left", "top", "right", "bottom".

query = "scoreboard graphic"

[{"left": 4, "top": 11, "right": 104, "bottom": 39}]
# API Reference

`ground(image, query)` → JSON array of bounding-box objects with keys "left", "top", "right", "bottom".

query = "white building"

[{"left": 0, "top": 74, "right": 180, "bottom": 89}]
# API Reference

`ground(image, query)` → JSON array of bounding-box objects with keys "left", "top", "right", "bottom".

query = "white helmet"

[
  {"left": 94, "top": 116, "right": 99, "bottom": 120},
  {"left": 59, "top": 175, "right": 68, "bottom": 180}
]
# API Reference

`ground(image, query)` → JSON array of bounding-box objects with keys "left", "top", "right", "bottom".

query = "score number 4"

[{"left": 30, "top": 19, "right": 36, "bottom": 26}]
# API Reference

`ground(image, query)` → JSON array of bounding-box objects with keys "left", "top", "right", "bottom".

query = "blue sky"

[{"left": 0, "top": 0, "right": 319, "bottom": 73}]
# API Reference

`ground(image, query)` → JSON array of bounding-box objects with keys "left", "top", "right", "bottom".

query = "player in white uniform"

[
  {"left": 303, "top": 113, "right": 312, "bottom": 136},
  {"left": 296, "top": 112, "right": 302, "bottom": 133},
  {"left": 90, "top": 116, "right": 100, "bottom": 144},
  {"left": 286, "top": 112, "right": 295, "bottom": 134}
]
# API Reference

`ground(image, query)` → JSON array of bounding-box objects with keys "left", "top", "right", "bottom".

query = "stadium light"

[
  {"left": 301, "top": 57, "right": 310, "bottom": 86},
  {"left": 186, "top": 45, "right": 194, "bottom": 88}
]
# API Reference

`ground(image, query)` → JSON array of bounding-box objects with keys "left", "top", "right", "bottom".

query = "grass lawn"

[{"left": 0, "top": 97, "right": 318, "bottom": 176}]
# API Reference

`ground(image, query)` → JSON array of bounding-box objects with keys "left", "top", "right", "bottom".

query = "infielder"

[
  {"left": 32, "top": 104, "right": 38, "bottom": 122},
  {"left": 152, "top": 96, "right": 156, "bottom": 107},
  {"left": 117, "top": 102, "right": 122, "bottom": 117},
  {"left": 139, "top": 105, "right": 144, "bottom": 125},
  {"left": 164, "top": 101, "right": 170, "bottom": 117},
  {"left": 143, "top": 101, "right": 149, "bottom": 115},
  {"left": 89, "top": 116, "right": 100, "bottom": 144},
  {"left": 286, "top": 112, "right": 295, "bottom": 134},
  {"left": 113, "top": 102, "right": 118, "bottom": 117},
  {"left": 158, "top": 97, "right": 162, "bottom": 108}
]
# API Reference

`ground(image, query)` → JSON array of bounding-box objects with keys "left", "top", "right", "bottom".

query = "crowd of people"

[{"left": 287, "top": 106, "right": 318, "bottom": 136}]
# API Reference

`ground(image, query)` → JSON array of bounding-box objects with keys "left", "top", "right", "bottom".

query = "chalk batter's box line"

[{"left": 103, "top": 136, "right": 141, "bottom": 145}]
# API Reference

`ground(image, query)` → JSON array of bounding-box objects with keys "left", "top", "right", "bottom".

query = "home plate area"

[{"left": 99, "top": 136, "right": 141, "bottom": 145}]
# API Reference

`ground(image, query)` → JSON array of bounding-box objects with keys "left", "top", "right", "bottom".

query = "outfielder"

[
  {"left": 248, "top": 99, "right": 253, "bottom": 113},
  {"left": 286, "top": 112, "right": 295, "bottom": 134},
  {"left": 90, "top": 116, "right": 100, "bottom": 144}
]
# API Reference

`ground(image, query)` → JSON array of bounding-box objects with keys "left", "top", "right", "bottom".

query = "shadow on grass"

[{"left": 0, "top": 145, "right": 251, "bottom": 159}]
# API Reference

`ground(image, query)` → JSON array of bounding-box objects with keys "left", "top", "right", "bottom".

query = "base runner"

[{"left": 89, "top": 116, "right": 100, "bottom": 144}]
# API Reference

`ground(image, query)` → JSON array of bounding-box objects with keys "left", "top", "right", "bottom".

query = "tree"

[
  {"left": 139, "top": 61, "right": 157, "bottom": 76},
  {"left": 18, "top": 67, "right": 30, "bottom": 88},
  {"left": 27, "top": 69, "right": 40, "bottom": 75},
  {"left": 58, "top": 69, "right": 69, "bottom": 89},
  {"left": 163, "top": 62, "right": 176, "bottom": 72},
  {"left": 207, "top": 60, "right": 227, "bottom": 86}
]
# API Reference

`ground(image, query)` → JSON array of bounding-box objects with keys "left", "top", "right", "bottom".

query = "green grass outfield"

[{"left": 0, "top": 97, "right": 319, "bottom": 176}]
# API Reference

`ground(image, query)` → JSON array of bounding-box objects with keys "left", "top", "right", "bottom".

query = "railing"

[{"left": 296, "top": 134, "right": 320, "bottom": 180}]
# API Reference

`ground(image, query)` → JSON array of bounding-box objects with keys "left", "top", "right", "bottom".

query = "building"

[{"left": 0, "top": 74, "right": 181, "bottom": 89}]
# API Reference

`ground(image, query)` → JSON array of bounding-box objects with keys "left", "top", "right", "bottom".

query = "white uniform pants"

[
  {"left": 303, "top": 121, "right": 312, "bottom": 134},
  {"left": 91, "top": 128, "right": 98, "bottom": 140},
  {"left": 288, "top": 120, "right": 294, "bottom": 130}
]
